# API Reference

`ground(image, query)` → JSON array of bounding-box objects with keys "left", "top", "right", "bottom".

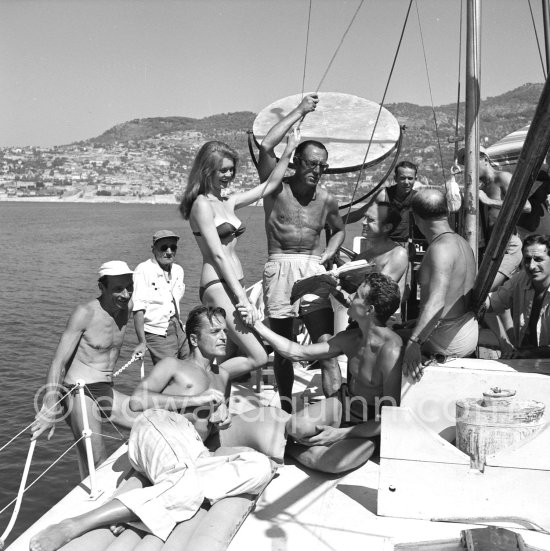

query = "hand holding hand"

[{"left": 236, "top": 301, "right": 256, "bottom": 326}]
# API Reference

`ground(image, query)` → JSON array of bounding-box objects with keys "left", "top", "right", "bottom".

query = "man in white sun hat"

[{"left": 31, "top": 260, "right": 140, "bottom": 479}]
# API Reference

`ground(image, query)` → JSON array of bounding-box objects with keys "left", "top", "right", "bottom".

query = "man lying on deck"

[
  {"left": 30, "top": 261, "right": 141, "bottom": 479},
  {"left": 484, "top": 234, "right": 550, "bottom": 358},
  {"left": 240, "top": 272, "right": 403, "bottom": 474},
  {"left": 29, "top": 305, "right": 275, "bottom": 551}
]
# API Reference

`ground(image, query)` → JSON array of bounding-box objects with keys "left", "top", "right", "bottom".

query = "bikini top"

[{"left": 193, "top": 221, "right": 246, "bottom": 239}]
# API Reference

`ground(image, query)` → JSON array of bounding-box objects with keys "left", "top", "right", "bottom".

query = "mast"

[
  {"left": 463, "top": 0, "right": 481, "bottom": 263},
  {"left": 473, "top": 73, "right": 550, "bottom": 312},
  {"left": 543, "top": 0, "right": 550, "bottom": 73}
]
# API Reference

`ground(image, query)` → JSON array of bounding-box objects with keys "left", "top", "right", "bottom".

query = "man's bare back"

[
  {"left": 336, "top": 324, "right": 402, "bottom": 404},
  {"left": 401, "top": 189, "right": 478, "bottom": 380},
  {"left": 417, "top": 232, "right": 475, "bottom": 320}
]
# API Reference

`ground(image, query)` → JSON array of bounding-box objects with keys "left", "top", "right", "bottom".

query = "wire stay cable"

[{"left": 343, "top": 0, "right": 414, "bottom": 222}]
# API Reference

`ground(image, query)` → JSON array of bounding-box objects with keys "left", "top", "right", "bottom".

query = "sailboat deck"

[{"left": 7, "top": 360, "right": 550, "bottom": 551}]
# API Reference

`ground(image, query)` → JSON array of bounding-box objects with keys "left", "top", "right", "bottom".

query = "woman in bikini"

[{"left": 179, "top": 132, "right": 299, "bottom": 377}]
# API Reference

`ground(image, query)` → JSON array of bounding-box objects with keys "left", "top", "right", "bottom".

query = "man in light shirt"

[{"left": 133, "top": 230, "right": 189, "bottom": 364}]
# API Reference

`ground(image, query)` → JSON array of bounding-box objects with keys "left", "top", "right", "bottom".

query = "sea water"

[{"left": 0, "top": 201, "right": 361, "bottom": 544}]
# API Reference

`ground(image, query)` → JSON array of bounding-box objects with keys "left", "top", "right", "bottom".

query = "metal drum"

[{"left": 456, "top": 388, "right": 545, "bottom": 470}]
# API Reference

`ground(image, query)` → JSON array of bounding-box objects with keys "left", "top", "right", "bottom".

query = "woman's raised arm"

[{"left": 233, "top": 130, "right": 300, "bottom": 209}]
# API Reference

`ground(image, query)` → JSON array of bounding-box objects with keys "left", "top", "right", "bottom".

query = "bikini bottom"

[{"left": 199, "top": 278, "right": 245, "bottom": 303}]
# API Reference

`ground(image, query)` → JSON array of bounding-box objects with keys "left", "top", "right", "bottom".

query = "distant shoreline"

[
  {"left": 0, "top": 195, "right": 179, "bottom": 204},
  {"left": 0, "top": 194, "right": 264, "bottom": 206}
]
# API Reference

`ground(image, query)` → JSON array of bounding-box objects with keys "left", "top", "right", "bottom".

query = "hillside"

[
  {"left": 1, "top": 83, "right": 544, "bottom": 201},
  {"left": 84, "top": 82, "right": 544, "bottom": 182}
]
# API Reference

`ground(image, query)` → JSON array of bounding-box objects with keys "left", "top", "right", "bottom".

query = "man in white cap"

[
  {"left": 31, "top": 260, "right": 140, "bottom": 479},
  {"left": 133, "top": 230, "right": 189, "bottom": 365}
]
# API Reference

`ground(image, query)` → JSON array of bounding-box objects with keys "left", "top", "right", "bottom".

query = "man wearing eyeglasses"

[
  {"left": 133, "top": 230, "right": 189, "bottom": 365},
  {"left": 258, "top": 94, "right": 346, "bottom": 412}
]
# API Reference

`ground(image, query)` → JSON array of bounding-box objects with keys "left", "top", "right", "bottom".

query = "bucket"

[{"left": 456, "top": 388, "right": 545, "bottom": 470}]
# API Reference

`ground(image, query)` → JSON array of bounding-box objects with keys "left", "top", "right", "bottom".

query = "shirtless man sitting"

[
  {"left": 31, "top": 261, "right": 142, "bottom": 478},
  {"left": 29, "top": 305, "right": 274, "bottom": 551},
  {"left": 401, "top": 189, "right": 478, "bottom": 380},
  {"left": 243, "top": 272, "right": 403, "bottom": 474}
]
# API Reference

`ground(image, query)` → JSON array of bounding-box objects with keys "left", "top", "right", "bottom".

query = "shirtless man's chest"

[
  {"left": 76, "top": 304, "right": 129, "bottom": 363},
  {"left": 264, "top": 183, "right": 328, "bottom": 254}
]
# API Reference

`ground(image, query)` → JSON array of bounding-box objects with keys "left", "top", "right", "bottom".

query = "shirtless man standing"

[
  {"left": 31, "top": 261, "right": 141, "bottom": 478},
  {"left": 258, "top": 93, "right": 345, "bottom": 411},
  {"left": 401, "top": 189, "right": 478, "bottom": 380},
  {"left": 245, "top": 272, "right": 403, "bottom": 474},
  {"left": 29, "top": 305, "right": 273, "bottom": 551}
]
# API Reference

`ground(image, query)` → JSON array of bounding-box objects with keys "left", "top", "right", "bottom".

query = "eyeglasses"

[
  {"left": 296, "top": 157, "right": 329, "bottom": 172},
  {"left": 159, "top": 244, "right": 177, "bottom": 252}
]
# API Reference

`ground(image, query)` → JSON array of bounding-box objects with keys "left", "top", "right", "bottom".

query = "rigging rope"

[
  {"left": 0, "top": 435, "right": 86, "bottom": 549},
  {"left": 112, "top": 354, "right": 142, "bottom": 378},
  {"left": 453, "top": 0, "right": 464, "bottom": 161},
  {"left": 0, "top": 440, "right": 36, "bottom": 548},
  {"left": 0, "top": 385, "right": 75, "bottom": 454},
  {"left": 343, "top": 0, "right": 414, "bottom": 223},
  {"left": 528, "top": 0, "right": 547, "bottom": 79},
  {"left": 414, "top": 0, "right": 447, "bottom": 183},
  {"left": 314, "top": 0, "right": 365, "bottom": 93},
  {"left": 0, "top": 353, "right": 143, "bottom": 544},
  {"left": 301, "top": 0, "right": 313, "bottom": 99},
  {"left": 0, "top": 435, "right": 85, "bottom": 517}
]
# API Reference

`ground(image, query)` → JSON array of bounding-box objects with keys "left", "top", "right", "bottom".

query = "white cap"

[{"left": 98, "top": 260, "right": 133, "bottom": 277}]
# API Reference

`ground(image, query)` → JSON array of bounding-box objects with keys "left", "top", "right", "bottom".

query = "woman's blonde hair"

[{"left": 179, "top": 141, "right": 239, "bottom": 219}]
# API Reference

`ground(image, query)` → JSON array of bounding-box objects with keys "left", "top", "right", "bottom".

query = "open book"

[{"left": 290, "top": 260, "right": 374, "bottom": 303}]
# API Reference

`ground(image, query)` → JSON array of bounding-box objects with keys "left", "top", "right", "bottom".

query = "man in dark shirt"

[
  {"left": 517, "top": 166, "right": 550, "bottom": 240},
  {"left": 485, "top": 234, "right": 550, "bottom": 358},
  {"left": 378, "top": 161, "right": 423, "bottom": 242}
]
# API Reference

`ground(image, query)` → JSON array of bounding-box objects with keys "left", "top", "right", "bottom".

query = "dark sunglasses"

[
  {"left": 296, "top": 156, "right": 329, "bottom": 172},
  {"left": 159, "top": 243, "right": 177, "bottom": 252}
]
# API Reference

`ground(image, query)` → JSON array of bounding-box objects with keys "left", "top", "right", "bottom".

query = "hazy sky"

[{"left": 1, "top": 0, "right": 547, "bottom": 147}]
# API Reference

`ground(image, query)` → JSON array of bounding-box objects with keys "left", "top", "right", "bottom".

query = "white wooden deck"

[{"left": 7, "top": 360, "right": 550, "bottom": 551}]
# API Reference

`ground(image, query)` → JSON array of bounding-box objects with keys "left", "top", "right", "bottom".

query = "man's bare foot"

[{"left": 29, "top": 519, "right": 79, "bottom": 551}]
